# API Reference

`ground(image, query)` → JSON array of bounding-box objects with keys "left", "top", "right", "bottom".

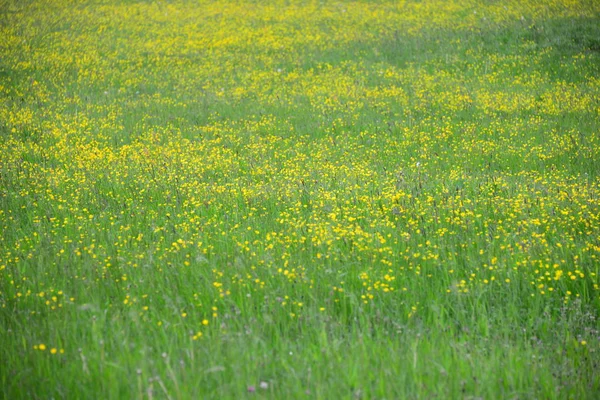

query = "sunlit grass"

[{"left": 1, "top": 0, "right": 599, "bottom": 398}]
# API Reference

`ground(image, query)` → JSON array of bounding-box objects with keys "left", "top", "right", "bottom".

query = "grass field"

[{"left": 1, "top": 0, "right": 600, "bottom": 398}]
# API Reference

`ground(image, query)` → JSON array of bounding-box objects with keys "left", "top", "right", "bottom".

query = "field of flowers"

[{"left": 1, "top": 0, "right": 599, "bottom": 398}]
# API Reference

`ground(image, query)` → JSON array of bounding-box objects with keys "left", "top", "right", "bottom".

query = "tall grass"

[{"left": 1, "top": 0, "right": 599, "bottom": 398}]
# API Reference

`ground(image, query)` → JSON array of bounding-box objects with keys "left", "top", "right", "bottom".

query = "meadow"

[{"left": 1, "top": 0, "right": 600, "bottom": 398}]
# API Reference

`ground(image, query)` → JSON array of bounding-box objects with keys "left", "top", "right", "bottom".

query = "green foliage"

[{"left": 1, "top": 0, "right": 599, "bottom": 398}]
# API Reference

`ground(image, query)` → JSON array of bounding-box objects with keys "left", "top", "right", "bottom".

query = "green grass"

[{"left": 1, "top": 0, "right": 600, "bottom": 398}]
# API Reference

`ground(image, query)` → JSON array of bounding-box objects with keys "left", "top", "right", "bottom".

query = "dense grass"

[{"left": 1, "top": 0, "right": 600, "bottom": 398}]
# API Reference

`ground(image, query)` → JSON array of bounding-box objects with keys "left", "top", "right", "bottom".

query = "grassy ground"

[{"left": 1, "top": 0, "right": 600, "bottom": 398}]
